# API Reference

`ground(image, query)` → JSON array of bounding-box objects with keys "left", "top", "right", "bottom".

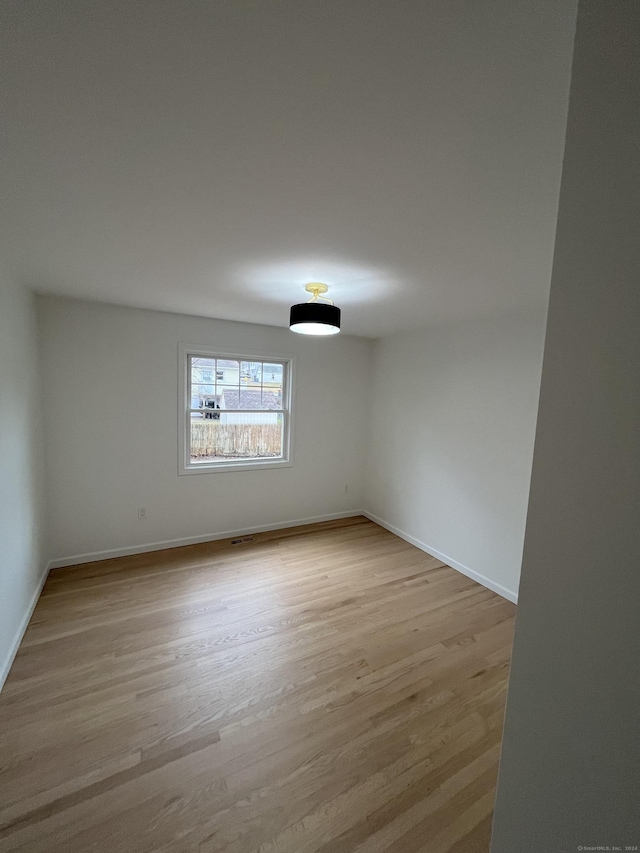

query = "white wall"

[
  {"left": 491, "top": 1, "right": 640, "bottom": 848},
  {"left": 0, "top": 275, "right": 47, "bottom": 687},
  {"left": 364, "top": 313, "right": 547, "bottom": 601},
  {"left": 39, "top": 296, "right": 372, "bottom": 564}
]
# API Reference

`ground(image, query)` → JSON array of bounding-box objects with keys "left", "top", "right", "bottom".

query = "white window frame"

[{"left": 178, "top": 344, "right": 294, "bottom": 475}]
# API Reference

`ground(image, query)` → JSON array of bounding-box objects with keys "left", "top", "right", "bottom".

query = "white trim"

[
  {"left": 46, "top": 510, "right": 365, "bottom": 570},
  {"left": 181, "top": 458, "right": 294, "bottom": 475},
  {"left": 178, "top": 344, "right": 295, "bottom": 475},
  {"left": 362, "top": 511, "right": 519, "bottom": 604},
  {"left": 0, "top": 563, "right": 50, "bottom": 692}
]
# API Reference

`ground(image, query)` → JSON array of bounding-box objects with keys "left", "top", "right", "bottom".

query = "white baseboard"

[
  {"left": 47, "top": 510, "right": 367, "bottom": 571},
  {"left": 362, "top": 510, "right": 518, "bottom": 604},
  {"left": 0, "top": 563, "right": 51, "bottom": 692}
]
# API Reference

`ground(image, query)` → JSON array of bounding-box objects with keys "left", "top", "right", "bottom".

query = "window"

[{"left": 179, "top": 346, "right": 293, "bottom": 474}]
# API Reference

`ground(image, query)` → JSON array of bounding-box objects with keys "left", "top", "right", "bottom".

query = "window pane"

[
  {"left": 191, "top": 357, "right": 216, "bottom": 383},
  {"left": 216, "top": 387, "right": 283, "bottom": 411},
  {"left": 259, "top": 387, "right": 283, "bottom": 410},
  {"left": 190, "top": 357, "right": 216, "bottom": 409},
  {"left": 262, "top": 362, "right": 283, "bottom": 394},
  {"left": 190, "top": 413, "right": 283, "bottom": 462},
  {"left": 241, "top": 361, "right": 262, "bottom": 385},
  {"left": 214, "top": 359, "right": 240, "bottom": 387}
]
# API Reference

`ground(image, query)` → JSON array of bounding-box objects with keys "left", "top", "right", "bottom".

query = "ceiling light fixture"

[{"left": 289, "top": 283, "right": 341, "bottom": 336}]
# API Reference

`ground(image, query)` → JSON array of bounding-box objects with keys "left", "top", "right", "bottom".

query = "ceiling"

[{"left": 0, "top": 0, "right": 577, "bottom": 338}]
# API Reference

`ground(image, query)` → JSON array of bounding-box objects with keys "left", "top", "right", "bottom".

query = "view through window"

[{"left": 184, "top": 353, "right": 290, "bottom": 470}]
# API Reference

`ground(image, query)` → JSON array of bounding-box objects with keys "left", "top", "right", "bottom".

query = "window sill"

[{"left": 179, "top": 458, "right": 294, "bottom": 475}]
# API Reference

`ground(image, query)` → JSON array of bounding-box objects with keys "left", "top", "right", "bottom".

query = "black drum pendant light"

[{"left": 290, "top": 283, "right": 341, "bottom": 336}]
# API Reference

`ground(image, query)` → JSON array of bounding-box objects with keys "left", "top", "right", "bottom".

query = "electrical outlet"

[
  {"left": 344, "top": 484, "right": 349, "bottom": 493},
  {"left": 138, "top": 507, "right": 146, "bottom": 519}
]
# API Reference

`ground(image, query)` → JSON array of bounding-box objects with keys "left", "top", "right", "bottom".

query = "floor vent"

[{"left": 231, "top": 536, "right": 256, "bottom": 545}]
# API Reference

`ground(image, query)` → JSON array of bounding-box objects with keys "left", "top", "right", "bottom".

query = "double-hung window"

[{"left": 178, "top": 345, "right": 293, "bottom": 473}]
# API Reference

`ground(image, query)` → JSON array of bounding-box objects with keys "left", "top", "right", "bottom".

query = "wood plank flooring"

[{"left": 0, "top": 517, "right": 516, "bottom": 852}]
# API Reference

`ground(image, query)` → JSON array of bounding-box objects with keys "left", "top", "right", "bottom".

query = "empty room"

[{"left": 1, "top": 2, "right": 638, "bottom": 852}]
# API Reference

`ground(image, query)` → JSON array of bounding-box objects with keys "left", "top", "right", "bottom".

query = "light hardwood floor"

[{"left": 0, "top": 517, "right": 516, "bottom": 853}]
